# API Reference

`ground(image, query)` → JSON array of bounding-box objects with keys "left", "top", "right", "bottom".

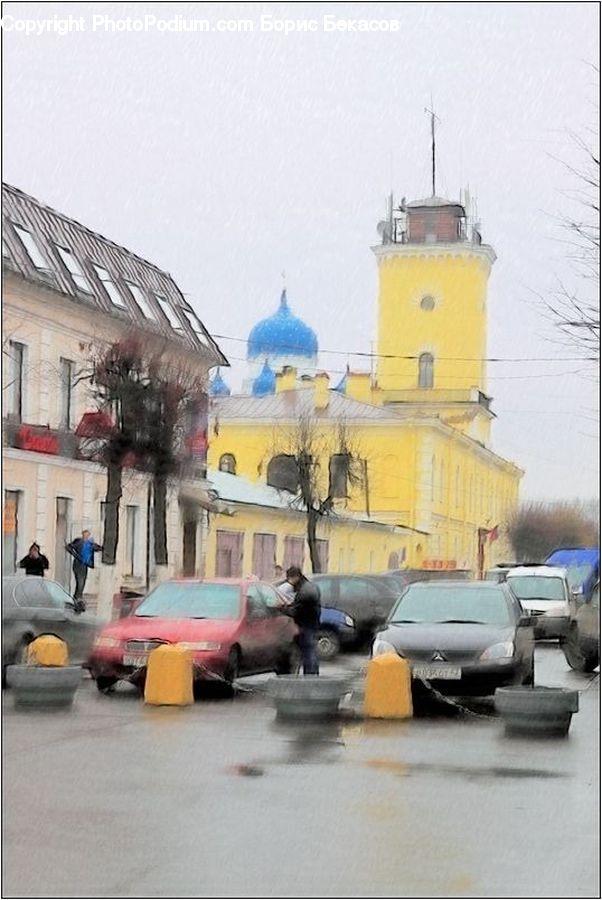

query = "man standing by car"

[
  {"left": 284, "top": 566, "right": 321, "bottom": 675},
  {"left": 67, "top": 530, "right": 102, "bottom": 609}
]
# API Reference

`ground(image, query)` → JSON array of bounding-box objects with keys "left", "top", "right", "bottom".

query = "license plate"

[
  {"left": 122, "top": 654, "right": 148, "bottom": 668},
  {"left": 412, "top": 665, "right": 462, "bottom": 681}
]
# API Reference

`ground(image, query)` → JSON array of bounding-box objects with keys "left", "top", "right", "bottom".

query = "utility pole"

[{"left": 424, "top": 102, "right": 440, "bottom": 198}]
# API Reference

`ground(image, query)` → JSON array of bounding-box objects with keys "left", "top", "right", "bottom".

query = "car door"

[
  {"left": 241, "top": 586, "right": 274, "bottom": 673},
  {"left": 337, "top": 578, "right": 378, "bottom": 627},
  {"left": 259, "top": 583, "right": 295, "bottom": 663}
]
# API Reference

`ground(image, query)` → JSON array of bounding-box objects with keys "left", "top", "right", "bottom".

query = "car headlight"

[
  {"left": 178, "top": 641, "right": 222, "bottom": 651},
  {"left": 480, "top": 641, "right": 514, "bottom": 660},
  {"left": 93, "top": 636, "right": 122, "bottom": 649},
  {"left": 372, "top": 638, "right": 398, "bottom": 657},
  {"left": 343, "top": 614, "right": 355, "bottom": 628}
]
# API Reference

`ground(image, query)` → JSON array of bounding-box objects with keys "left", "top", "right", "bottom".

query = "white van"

[{"left": 506, "top": 566, "right": 570, "bottom": 639}]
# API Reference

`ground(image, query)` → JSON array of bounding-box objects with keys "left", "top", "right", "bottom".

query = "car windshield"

[
  {"left": 389, "top": 585, "right": 511, "bottom": 626},
  {"left": 507, "top": 576, "right": 565, "bottom": 602},
  {"left": 135, "top": 583, "right": 240, "bottom": 619},
  {"left": 565, "top": 564, "right": 594, "bottom": 591}
]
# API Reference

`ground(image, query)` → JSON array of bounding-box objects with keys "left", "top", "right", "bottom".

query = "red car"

[{"left": 88, "top": 578, "right": 299, "bottom": 693}]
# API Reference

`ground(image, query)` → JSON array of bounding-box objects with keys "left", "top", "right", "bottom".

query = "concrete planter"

[
  {"left": 267, "top": 675, "right": 351, "bottom": 720},
  {"left": 6, "top": 666, "right": 83, "bottom": 710},
  {"left": 495, "top": 686, "right": 579, "bottom": 737}
]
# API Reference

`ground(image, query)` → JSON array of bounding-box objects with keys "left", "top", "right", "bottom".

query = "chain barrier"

[{"left": 418, "top": 679, "right": 495, "bottom": 719}]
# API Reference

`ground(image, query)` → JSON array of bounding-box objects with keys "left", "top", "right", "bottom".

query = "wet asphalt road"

[{"left": 2, "top": 644, "right": 599, "bottom": 899}]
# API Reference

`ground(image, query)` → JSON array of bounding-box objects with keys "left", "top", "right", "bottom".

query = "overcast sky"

[{"left": 2, "top": 1, "right": 599, "bottom": 501}]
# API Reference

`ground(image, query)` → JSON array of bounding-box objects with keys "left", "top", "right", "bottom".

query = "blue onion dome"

[
  {"left": 247, "top": 289, "right": 318, "bottom": 361},
  {"left": 209, "top": 368, "right": 231, "bottom": 397},
  {"left": 252, "top": 360, "right": 276, "bottom": 397}
]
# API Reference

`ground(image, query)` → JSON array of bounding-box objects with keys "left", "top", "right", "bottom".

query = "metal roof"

[
  {"left": 1, "top": 183, "right": 227, "bottom": 365},
  {"left": 207, "top": 469, "right": 410, "bottom": 533},
  {"left": 208, "top": 469, "right": 295, "bottom": 510},
  {"left": 212, "top": 389, "right": 396, "bottom": 421}
]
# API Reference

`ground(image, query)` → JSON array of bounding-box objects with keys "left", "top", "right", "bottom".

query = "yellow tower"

[{"left": 373, "top": 194, "right": 496, "bottom": 442}]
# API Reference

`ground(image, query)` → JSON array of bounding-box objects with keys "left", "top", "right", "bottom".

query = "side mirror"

[{"left": 518, "top": 615, "right": 535, "bottom": 628}]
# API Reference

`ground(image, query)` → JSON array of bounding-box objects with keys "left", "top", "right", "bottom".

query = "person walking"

[
  {"left": 18, "top": 543, "right": 49, "bottom": 577},
  {"left": 284, "top": 566, "right": 321, "bottom": 675},
  {"left": 66, "top": 530, "right": 102, "bottom": 606}
]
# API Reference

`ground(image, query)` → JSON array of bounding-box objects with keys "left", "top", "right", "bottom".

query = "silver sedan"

[{"left": 2, "top": 576, "right": 101, "bottom": 681}]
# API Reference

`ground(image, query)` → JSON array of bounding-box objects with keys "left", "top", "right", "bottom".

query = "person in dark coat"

[
  {"left": 19, "top": 543, "right": 49, "bottom": 577},
  {"left": 66, "top": 530, "right": 102, "bottom": 604},
  {"left": 284, "top": 566, "right": 321, "bottom": 675}
]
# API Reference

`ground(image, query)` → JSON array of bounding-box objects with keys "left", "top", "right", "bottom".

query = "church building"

[{"left": 207, "top": 189, "right": 522, "bottom": 575}]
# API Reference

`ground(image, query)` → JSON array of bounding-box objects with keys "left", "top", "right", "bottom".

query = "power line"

[
  {"left": 213, "top": 333, "right": 598, "bottom": 364},
  {"left": 222, "top": 352, "right": 588, "bottom": 382}
]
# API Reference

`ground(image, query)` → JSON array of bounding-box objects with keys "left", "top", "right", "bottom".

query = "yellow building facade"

[
  {"left": 208, "top": 193, "right": 522, "bottom": 574},
  {"left": 204, "top": 469, "right": 419, "bottom": 578}
]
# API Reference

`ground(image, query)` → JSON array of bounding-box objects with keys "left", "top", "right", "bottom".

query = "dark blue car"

[{"left": 317, "top": 606, "right": 357, "bottom": 660}]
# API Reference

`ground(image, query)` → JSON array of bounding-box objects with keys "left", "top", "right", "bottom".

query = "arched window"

[
  {"left": 218, "top": 453, "right": 236, "bottom": 475},
  {"left": 267, "top": 455, "right": 298, "bottom": 493},
  {"left": 418, "top": 353, "right": 434, "bottom": 389},
  {"left": 329, "top": 454, "right": 350, "bottom": 498}
]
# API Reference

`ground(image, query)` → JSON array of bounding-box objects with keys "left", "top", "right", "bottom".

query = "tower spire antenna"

[{"left": 424, "top": 100, "right": 440, "bottom": 197}]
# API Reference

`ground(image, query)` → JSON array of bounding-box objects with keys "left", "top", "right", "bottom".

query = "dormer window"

[
  {"left": 126, "top": 282, "right": 157, "bottom": 320},
  {"left": 55, "top": 244, "right": 92, "bottom": 293},
  {"left": 13, "top": 224, "right": 49, "bottom": 270},
  {"left": 183, "top": 309, "right": 210, "bottom": 347},
  {"left": 155, "top": 293, "right": 183, "bottom": 330},
  {"left": 93, "top": 264, "right": 127, "bottom": 308}
]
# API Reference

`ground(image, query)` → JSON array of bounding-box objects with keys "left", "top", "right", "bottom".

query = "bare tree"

[
  {"left": 82, "top": 334, "right": 207, "bottom": 568},
  {"left": 508, "top": 501, "right": 599, "bottom": 562},
  {"left": 271, "top": 415, "right": 364, "bottom": 573},
  {"left": 545, "top": 64, "right": 600, "bottom": 360}
]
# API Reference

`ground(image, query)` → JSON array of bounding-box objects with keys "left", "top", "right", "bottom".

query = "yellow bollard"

[
  {"left": 144, "top": 645, "right": 194, "bottom": 706},
  {"left": 27, "top": 635, "right": 69, "bottom": 667},
  {"left": 364, "top": 653, "right": 413, "bottom": 719}
]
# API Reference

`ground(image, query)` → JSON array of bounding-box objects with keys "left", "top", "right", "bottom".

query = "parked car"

[
  {"left": 88, "top": 578, "right": 299, "bottom": 692},
  {"left": 484, "top": 565, "right": 517, "bottom": 583},
  {"left": 387, "top": 569, "right": 473, "bottom": 589},
  {"left": 273, "top": 584, "right": 357, "bottom": 661},
  {"left": 372, "top": 581, "right": 535, "bottom": 695},
  {"left": 545, "top": 547, "right": 600, "bottom": 601},
  {"left": 561, "top": 580, "right": 600, "bottom": 673},
  {"left": 2, "top": 575, "right": 100, "bottom": 683},
  {"left": 311, "top": 574, "right": 400, "bottom": 638},
  {"left": 506, "top": 565, "right": 570, "bottom": 639}
]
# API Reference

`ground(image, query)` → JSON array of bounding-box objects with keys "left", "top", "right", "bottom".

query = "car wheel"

[
  {"left": 583, "top": 651, "right": 600, "bottom": 673},
  {"left": 96, "top": 675, "right": 118, "bottom": 694},
  {"left": 224, "top": 647, "right": 240, "bottom": 684},
  {"left": 316, "top": 628, "right": 341, "bottom": 661},
  {"left": 562, "top": 625, "right": 588, "bottom": 672},
  {"left": 15, "top": 636, "right": 33, "bottom": 665}
]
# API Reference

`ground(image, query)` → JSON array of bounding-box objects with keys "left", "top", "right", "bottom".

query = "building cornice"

[{"left": 371, "top": 241, "right": 496, "bottom": 267}]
